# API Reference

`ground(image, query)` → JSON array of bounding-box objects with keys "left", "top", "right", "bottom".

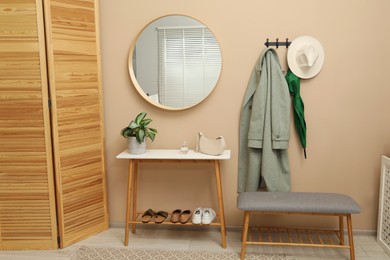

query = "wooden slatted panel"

[
  {"left": 0, "top": 0, "right": 58, "bottom": 249},
  {"left": 43, "top": 0, "right": 108, "bottom": 248}
]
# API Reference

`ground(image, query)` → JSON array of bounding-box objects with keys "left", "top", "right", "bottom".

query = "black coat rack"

[{"left": 265, "top": 38, "right": 291, "bottom": 48}]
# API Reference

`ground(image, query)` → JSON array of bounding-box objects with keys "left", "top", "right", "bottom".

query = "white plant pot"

[{"left": 127, "top": 137, "right": 147, "bottom": 154}]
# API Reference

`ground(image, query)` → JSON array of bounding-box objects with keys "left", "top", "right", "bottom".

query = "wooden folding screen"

[
  {"left": 43, "top": 0, "right": 108, "bottom": 248},
  {"left": 0, "top": 0, "right": 58, "bottom": 249},
  {"left": 0, "top": 0, "right": 108, "bottom": 249}
]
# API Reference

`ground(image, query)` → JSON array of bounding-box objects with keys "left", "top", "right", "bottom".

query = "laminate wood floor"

[{"left": 0, "top": 227, "right": 389, "bottom": 259}]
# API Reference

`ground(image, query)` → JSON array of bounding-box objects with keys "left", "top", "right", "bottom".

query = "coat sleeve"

[
  {"left": 237, "top": 51, "right": 264, "bottom": 192},
  {"left": 270, "top": 51, "right": 290, "bottom": 149},
  {"left": 245, "top": 48, "right": 271, "bottom": 149}
]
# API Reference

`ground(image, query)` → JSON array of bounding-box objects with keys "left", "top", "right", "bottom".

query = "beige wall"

[{"left": 99, "top": 0, "right": 390, "bottom": 230}]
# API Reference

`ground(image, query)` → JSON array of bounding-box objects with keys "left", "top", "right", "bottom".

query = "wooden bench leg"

[
  {"left": 339, "top": 215, "right": 344, "bottom": 245},
  {"left": 240, "top": 211, "right": 250, "bottom": 260},
  {"left": 347, "top": 214, "right": 355, "bottom": 260},
  {"left": 240, "top": 211, "right": 246, "bottom": 242}
]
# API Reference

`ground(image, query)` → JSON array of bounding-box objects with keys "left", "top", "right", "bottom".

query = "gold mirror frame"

[{"left": 128, "top": 15, "right": 222, "bottom": 111}]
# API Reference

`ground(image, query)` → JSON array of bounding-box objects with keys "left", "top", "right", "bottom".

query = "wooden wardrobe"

[{"left": 0, "top": 0, "right": 108, "bottom": 249}]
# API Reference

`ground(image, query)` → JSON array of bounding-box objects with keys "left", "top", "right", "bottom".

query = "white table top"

[{"left": 116, "top": 149, "right": 231, "bottom": 160}]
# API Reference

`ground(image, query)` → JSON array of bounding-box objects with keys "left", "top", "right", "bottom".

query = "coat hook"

[
  {"left": 276, "top": 38, "right": 279, "bottom": 48},
  {"left": 286, "top": 38, "right": 289, "bottom": 48},
  {"left": 266, "top": 38, "right": 269, "bottom": 48}
]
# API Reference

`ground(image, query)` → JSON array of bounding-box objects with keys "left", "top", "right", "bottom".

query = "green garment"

[
  {"left": 238, "top": 48, "right": 291, "bottom": 192},
  {"left": 285, "top": 69, "right": 307, "bottom": 159}
]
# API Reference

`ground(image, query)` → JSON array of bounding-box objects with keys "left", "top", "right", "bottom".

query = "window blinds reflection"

[{"left": 157, "top": 26, "right": 222, "bottom": 108}]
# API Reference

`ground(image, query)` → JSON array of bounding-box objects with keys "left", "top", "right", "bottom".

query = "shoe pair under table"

[
  {"left": 192, "top": 207, "right": 216, "bottom": 224},
  {"left": 141, "top": 208, "right": 216, "bottom": 224}
]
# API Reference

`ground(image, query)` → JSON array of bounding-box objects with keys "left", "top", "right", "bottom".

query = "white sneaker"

[
  {"left": 192, "top": 207, "right": 203, "bottom": 224},
  {"left": 201, "top": 208, "right": 216, "bottom": 224}
]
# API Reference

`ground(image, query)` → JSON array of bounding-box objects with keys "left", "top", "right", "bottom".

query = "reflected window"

[{"left": 157, "top": 26, "right": 221, "bottom": 108}]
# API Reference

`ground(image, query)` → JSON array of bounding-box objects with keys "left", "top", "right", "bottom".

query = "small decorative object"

[
  {"left": 180, "top": 141, "right": 189, "bottom": 154},
  {"left": 196, "top": 132, "right": 226, "bottom": 156},
  {"left": 120, "top": 112, "right": 157, "bottom": 154}
]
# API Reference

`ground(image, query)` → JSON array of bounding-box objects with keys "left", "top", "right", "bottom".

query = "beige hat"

[{"left": 287, "top": 36, "right": 324, "bottom": 79}]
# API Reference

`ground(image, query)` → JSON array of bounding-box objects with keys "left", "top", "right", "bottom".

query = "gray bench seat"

[
  {"left": 237, "top": 191, "right": 361, "bottom": 260},
  {"left": 237, "top": 192, "right": 361, "bottom": 214}
]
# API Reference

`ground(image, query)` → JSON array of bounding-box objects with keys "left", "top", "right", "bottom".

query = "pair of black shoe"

[{"left": 141, "top": 208, "right": 168, "bottom": 223}]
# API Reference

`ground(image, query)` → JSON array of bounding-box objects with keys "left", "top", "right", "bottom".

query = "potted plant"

[{"left": 121, "top": 112, "right": 157, "bottom": 154}]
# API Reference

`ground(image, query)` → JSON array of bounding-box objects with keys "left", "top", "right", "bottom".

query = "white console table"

[{"left": 116, "top": 149, "right": 231, "bottom": 248}]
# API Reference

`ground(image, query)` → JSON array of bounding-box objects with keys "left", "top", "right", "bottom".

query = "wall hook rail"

[{"left": 265, "top": 38, "right": 291, "bottom": 48}]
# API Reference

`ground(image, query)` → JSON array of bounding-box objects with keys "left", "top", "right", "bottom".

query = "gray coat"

[{"left": 237, "top": 48, "right": 291, "bottom": 192}]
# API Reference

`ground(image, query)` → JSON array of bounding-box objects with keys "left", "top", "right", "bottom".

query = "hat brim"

[{"left": 287, "top": 36, "right": 324, "bottom": 79}]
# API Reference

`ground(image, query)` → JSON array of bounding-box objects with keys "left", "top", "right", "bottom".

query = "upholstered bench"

[{"left": 237, "top": 192, "right": 361, "bottom": 260}]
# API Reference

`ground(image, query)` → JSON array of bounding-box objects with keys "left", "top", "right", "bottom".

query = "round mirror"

[{"left": 128, "top": 15, "right": 222, "bottom": 110}]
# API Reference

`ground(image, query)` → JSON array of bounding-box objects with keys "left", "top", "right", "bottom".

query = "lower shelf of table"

[
  {"left": 128, "top": 211, "right": 222, "bottom": 226},
  {"left": 246, "top": 227, "right": 350, "bottom": 249}
]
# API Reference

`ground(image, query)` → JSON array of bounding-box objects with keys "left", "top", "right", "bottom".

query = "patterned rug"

[{"left": 70, "top": 246, "right": 293, "bottom": 260}]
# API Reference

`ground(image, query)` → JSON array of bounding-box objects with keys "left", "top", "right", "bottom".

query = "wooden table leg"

[
  {"left": 124, "top": 159, "right": 134, "bottom": 246},
  {"left": 131, "top": 161, "right": 138, "bottom": 233},
  {"left": 214, "top": 160, "right": 227, "bottom": 248}
]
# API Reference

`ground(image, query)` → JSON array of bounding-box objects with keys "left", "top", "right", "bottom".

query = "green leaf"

[
  {"left": 143, "top": 118, "right": 152, "bottom": 127},
  {"left": 147, "top": 131, "right": 156, "bottom": 141},
  {"left": 121, "top": 128, "right": 132, "bottom": 138},
  {"left": 149, "top": 128, "right": 157, "bottom": 134},
  {"left": 120, "top": 127, "right": 126, "bottom": 136},
  {"left": 135, "top": 112, "right": 147, "bottom": 125},
  {"left": 137, "top": 129, "right": 145, "bottom": 143},
  {"left": 129, "top": 121, "right": 139, "bottom": 129}
]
